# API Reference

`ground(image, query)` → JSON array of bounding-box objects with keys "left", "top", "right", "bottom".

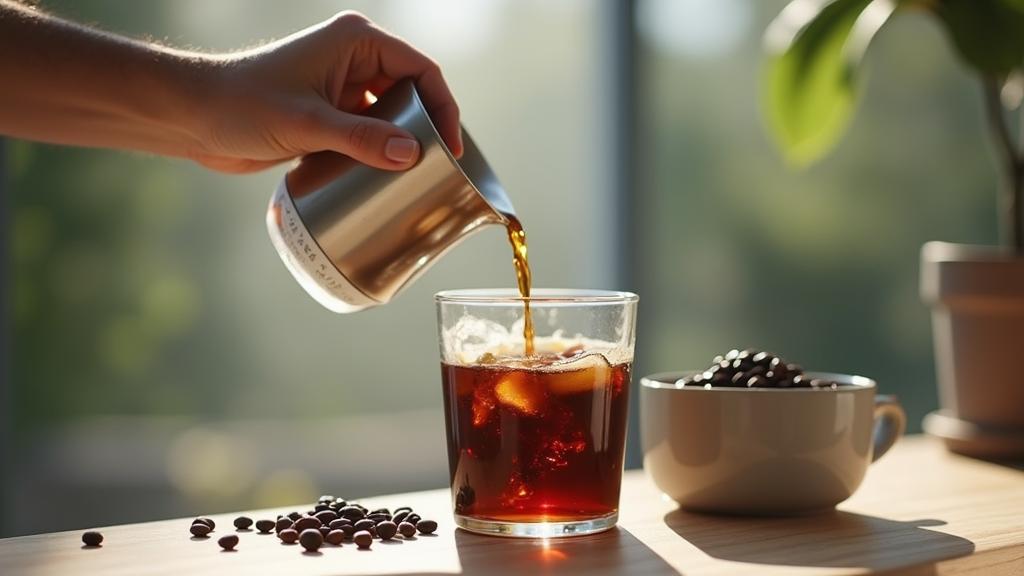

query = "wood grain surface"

[{"left": 2, "top": 435, "right": 1022, "bottom": 576}]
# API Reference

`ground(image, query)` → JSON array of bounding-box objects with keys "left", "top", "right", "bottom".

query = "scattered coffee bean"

[
  {"left": 183, "top": 496, "right": 439, "bottom": 555},
  {"left": 82, "top": 531, "right": 103, "bottom": 546},
  {"left": 275, "top": 517, "right": 293, "bottom": 533},
  {"left": 416, "top": 519, "right": 438, "bottom": 535},
  {"left": 337, "top": 506, "right": 365, "bottom": 521},
  {"left": 398, "top": 521, "right": 417, "bottom": 538},
  {"left": 328, "top": 518, "right": 351, "bottom": 530},
  {"left": 376, "top": 521, "right": 398, "bottom": 540},
  {"left": 314, "top": 510, "right": 338, "bottom": 524},
  {"left": 190, "top": 522, "right": 212, "bottom": 538},
  {"left": 325, "top": 529, "right": 345, "bottom": 545},
  {"left": 218, "top": 534, "right": 239, "bottom": 550},
  {"left": 255, "top": 519, "right": 276, "bottom": 533},
  {"left": 353, "top": 530, "right": 373, "bottom": 549},
  {"left": 294, "top": 516, "right": 321, "bottom": 532},
  {"left": 354, "top": 518, "right": 377, "bottom": 536},
  {"left": 299, "top": 528, "right": 323, "bottom": 552}
]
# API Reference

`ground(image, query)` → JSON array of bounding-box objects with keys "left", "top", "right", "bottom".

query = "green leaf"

[
  {"left": 763, "top": 0, "right": 897, "bottom": 167},
  {"left": 932, "top": 0, "right": 1024, "bottom": 77}
]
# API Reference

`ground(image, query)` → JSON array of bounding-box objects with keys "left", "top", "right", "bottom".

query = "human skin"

[{"left": 0, "top": 1, "right": 463, "bottom": 173}]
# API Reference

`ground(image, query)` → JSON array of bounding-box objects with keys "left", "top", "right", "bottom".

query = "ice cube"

[
  {"left": 548, "top": 352, "right": 614, "bottom": 395},
  {"left": 494, "top": 370, "right": 546, "bottom": 415},
  {"left": 471, "top": 382, "right": 496, "bottom": 426}
]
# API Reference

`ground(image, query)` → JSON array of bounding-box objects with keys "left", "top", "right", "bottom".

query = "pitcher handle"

[{"left": 872, "top": 394, "right": 906, "bottom": 462}]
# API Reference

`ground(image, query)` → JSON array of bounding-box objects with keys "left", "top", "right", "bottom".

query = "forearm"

[{"left": 0, "top": 0, "right": 215, "bottom": 158}]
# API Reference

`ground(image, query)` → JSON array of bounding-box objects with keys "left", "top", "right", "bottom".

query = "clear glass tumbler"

[{"left": 436, "top": 288, "right": 638, "bottom": 537}]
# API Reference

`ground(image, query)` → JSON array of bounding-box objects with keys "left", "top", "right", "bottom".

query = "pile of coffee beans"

[
  {"left": 679, "top": 348, "right": 839, "bottom": 389},
  {"left": 182, "top": 494, "right": 438, "bottom": 554}
]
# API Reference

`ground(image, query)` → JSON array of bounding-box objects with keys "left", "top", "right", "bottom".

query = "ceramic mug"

[{"left": 640, "top": 371, "right": 906, "bottom": 516}]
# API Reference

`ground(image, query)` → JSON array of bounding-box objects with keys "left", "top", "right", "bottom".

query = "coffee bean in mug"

[{"left": 640, "top": 369, "right": 906, "bottom": 515}]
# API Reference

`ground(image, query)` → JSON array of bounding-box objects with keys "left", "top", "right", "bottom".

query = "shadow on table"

[
  {"left": 664, "top": 508, "right": 975, "bottom": 573},
  {"left": 450, "top": 527, "right": 680, "bottom": 576}
]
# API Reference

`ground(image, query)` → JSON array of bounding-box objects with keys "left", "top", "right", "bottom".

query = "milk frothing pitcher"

[{"left": 267, "top": 78, "right": 515, "bottom": 313}]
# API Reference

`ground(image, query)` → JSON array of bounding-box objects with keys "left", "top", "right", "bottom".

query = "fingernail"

[{"left": 385, "top": 137, "right": 419, "bottom": 163}]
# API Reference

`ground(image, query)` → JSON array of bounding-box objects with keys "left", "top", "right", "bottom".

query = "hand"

[
  {"left": 0, "top": 3, "right": 462, "bottom": 174},
  {"left": 191, "top": 11, "right": 464, "bottom": 174}
]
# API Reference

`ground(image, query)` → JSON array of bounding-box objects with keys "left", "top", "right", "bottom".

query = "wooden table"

[{"left": 2, "top": 435, "right": 1023, "bottom": 575}]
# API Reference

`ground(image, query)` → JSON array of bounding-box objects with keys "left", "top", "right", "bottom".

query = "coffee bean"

[
  {"left": 329, "top": 518, "right": 351, "bottom": 530},
  {"left": 190, "top": 522, "right": 212, "bottom": 538},
  {"left": 325, "top": 529, "right": 345, "bottom": 545},
  {"left": 218, "top": 534, "right": 239, "bottom": 550},
  {"left": 416, "top": 519, "right": 438, "bottom": 535},
  {"left": 293, "top": 516, "right": 321, "bottom": 532},
  {"left": 376, "top": 520, "right": 398, "bottom": 540},
  {"left": 82, "top": 531, "right": 103, "bottom": 546},
  {"left": 255, "top": 519, "right": 276, "bottom": 533},
  {"left": 366, "top": 513, "right": 390, "bottom": 524},
  {"left": 392, "top": 510, "right": 410, "bottom": 524},
  {"left": 356, "top": 516, "right": 380, "bottom": 532},
  {"left": 337, "top": 506, "right": 365, "bottom": 521},
  {"left": 339, "top": 524, "right": 357, "bottom": 539},
  {"left": 314, "top": 510, "right": 338, "bottom": 524},
  {"left": 747, "top": 375, "right": 768, "bottom": 387},
  {"left": 275, "top": 517, "right": 293, "bottom": 533},
  {"left": 370, "top": 508, "right": 392, "bottom": 517},
  {"left": 278, "top": 528, "right": 299, "bottom": 544},
  {"left": 299, "top": 528, "right": 323, "bottom": 552},
  {"left": 313, "top": 503, "right": 331, "bottom": 513},
  {"left": 287, "top": 511, "right": 302, "bottom": 521},
  {"left": 398, "top": 521, "right": 416, "bottom": 538},
  {"left": 318, "top": 526, "right": 332, "bottom": 538},
  {"left": 233, "top": 516, "right": 253, "bottom": 530},
  {"left": 405, "top": 513, "right": 421, "bottom": 525},
  {"left": 353, "top": 530, "right": 373, "bottom": 549},
  {"left": 709, "top": 370, "right": 732, "bottom": 386},
  {"left": 194, "top": 517, "right": 215, "bottom": 530}
]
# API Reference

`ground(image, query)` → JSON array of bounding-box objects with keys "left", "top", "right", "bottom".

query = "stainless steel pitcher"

[{"left": 267, "top": 78, "right": 515, "bottom": 313}]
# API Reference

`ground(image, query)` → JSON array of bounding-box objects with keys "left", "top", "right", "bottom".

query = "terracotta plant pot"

[{"left": 920, "top": 241, "right": 1024, "bottom": 460}]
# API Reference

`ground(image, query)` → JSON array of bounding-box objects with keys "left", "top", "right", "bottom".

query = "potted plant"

[{"left": 761, "top": 0, "right": 1024, "bottom": 459}]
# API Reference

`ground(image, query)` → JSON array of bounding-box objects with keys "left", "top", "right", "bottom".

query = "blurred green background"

[{"left": 2, "top": 0, "right": 996, "bottom": 536}]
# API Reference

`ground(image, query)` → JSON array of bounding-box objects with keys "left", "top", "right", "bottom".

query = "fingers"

[
  {"left": 341, "top": 13, "right": 463, "bottom": 158},
  {"left": 315, "top": 109, "right": 422, "bottom": 170}
]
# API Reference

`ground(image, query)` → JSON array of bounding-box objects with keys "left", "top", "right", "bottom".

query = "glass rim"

[{"left": 435, "top": 288, "right": 638, "bottom": 304}]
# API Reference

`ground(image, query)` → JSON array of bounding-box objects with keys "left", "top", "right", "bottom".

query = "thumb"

[{"left": 315, "top": 111, "right": 421, "bottom": 170}]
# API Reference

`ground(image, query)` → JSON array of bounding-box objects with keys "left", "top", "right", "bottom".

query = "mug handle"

[{"left": 871, "top": 394, "right": 907, "bottom": 462}]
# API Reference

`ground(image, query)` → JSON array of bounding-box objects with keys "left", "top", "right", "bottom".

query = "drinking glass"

[{"left": 436, "top": 288, "right": 638, "bottom": 537}]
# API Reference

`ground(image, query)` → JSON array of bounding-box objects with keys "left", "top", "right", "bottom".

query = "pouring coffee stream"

[
  {"left": 506, "top": 214, "right": 535, "bottom": 356},
  {"left": 267, "top": 78, "right": 536, "bottom": 353}
]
